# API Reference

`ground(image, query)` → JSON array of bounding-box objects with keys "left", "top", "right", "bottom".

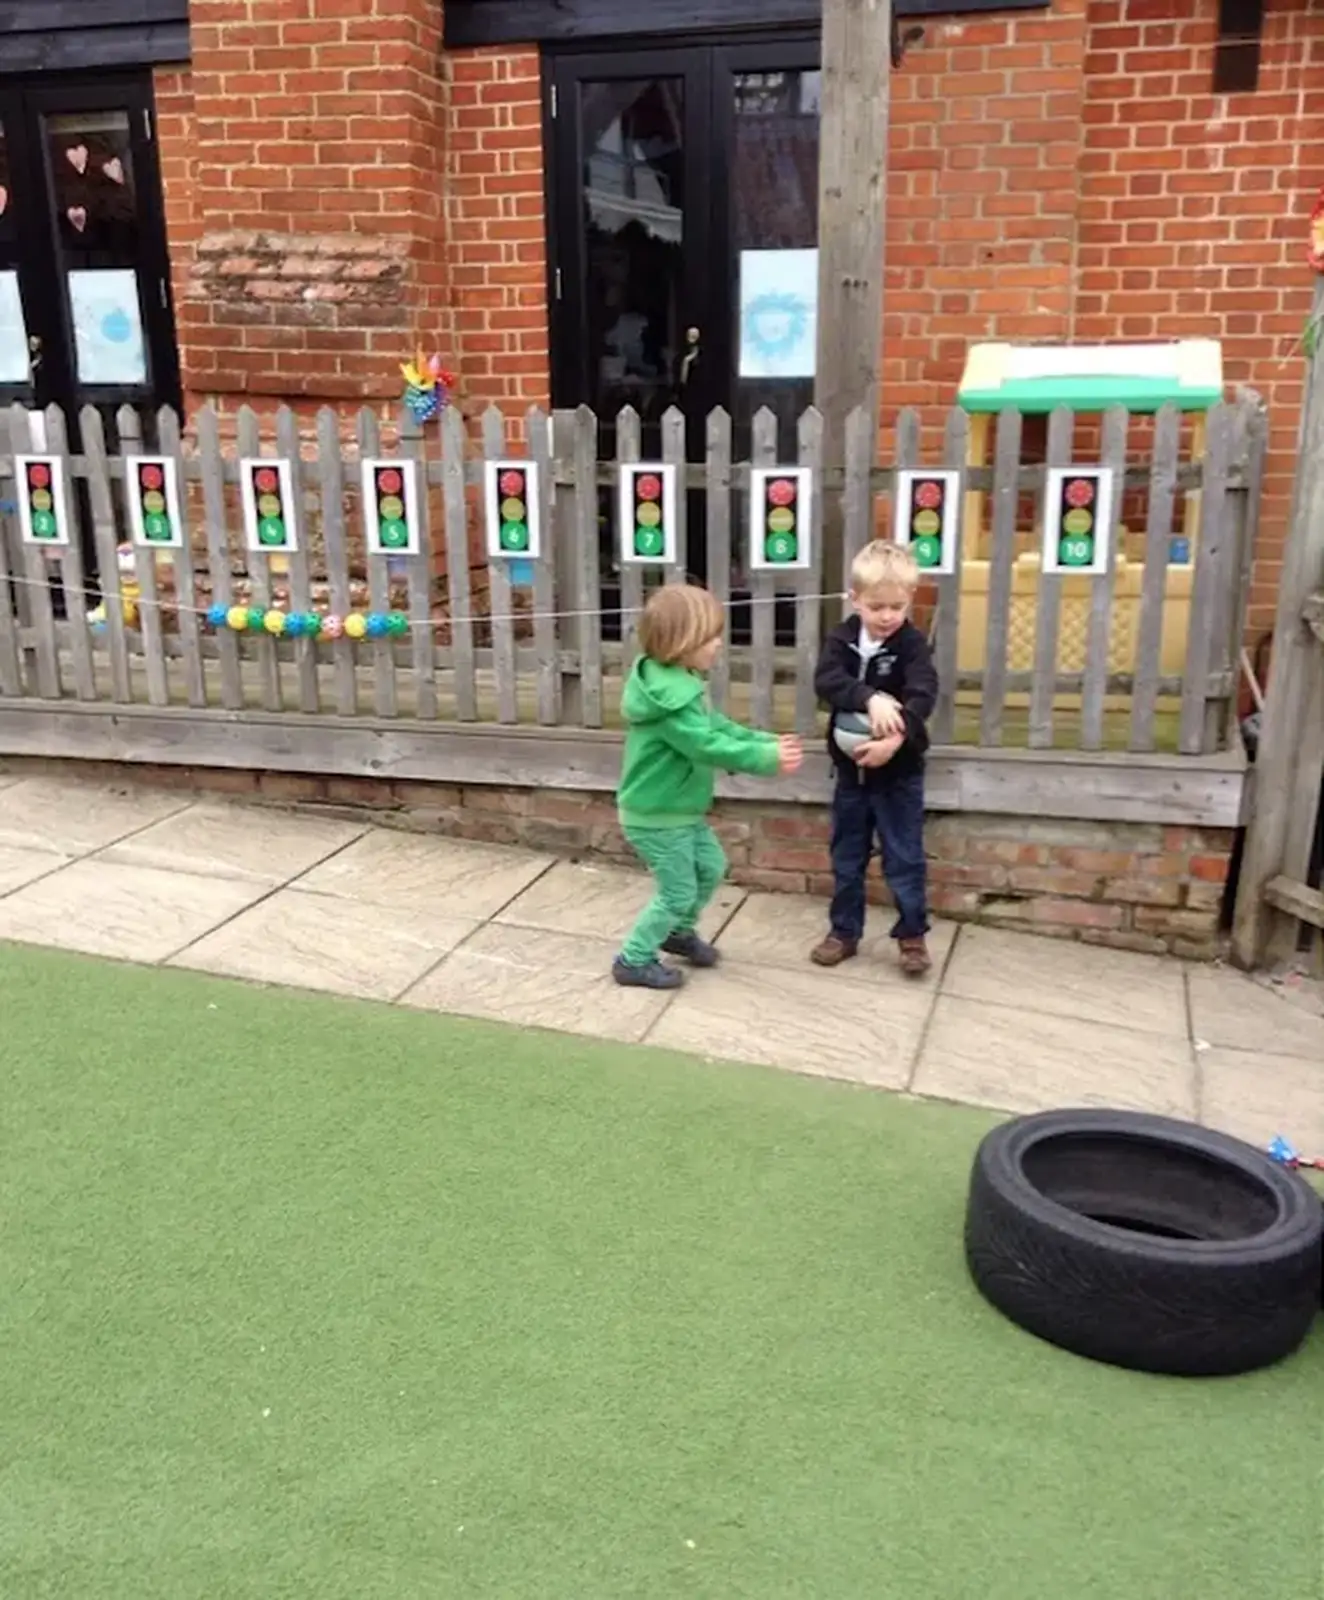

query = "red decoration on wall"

[{"left": 1310, "top": 185, "right": 1324, "bottom": 274}]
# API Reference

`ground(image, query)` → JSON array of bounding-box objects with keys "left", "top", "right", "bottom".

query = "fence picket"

[
  {"left": 842, "top": 405, "right": 874, "bottom": 612},
  {"left": 527, "top": 407, "right": 559, "bottom": 724},
  {"left": 9, "top": 404, "right": 59, "bottom": 699},
  {"left": 931, "top": 406, "right": 970, "bottom": 745},
  {"left": 1129, "top": 403, "right": 1181, "bottom": 751},
  {"left": 482, "top": 405, "right": 518, "bottom": 724},
  {"left": 237, "top": 405, "right": 282, "bottom": 712},
  {"left": 705, "top": 407, "right": 732, "bottom": 710},
  {"left": 1080, "top": 406, "right": 1129, "bottom": 751},
  {"left": 662, "top": 406, "right": 688, "bottom": 588},
  {"left": 0, "top": 409, "right": 21, "bottom": 696},
  {"left": 441, "top": 404, "right": 477, "bottom": 721},
  {"left": 1027, "top": 406, "right": 1075, "bottom": 749},
  {"left": 44, "top": 405, "right": 96, "bottom": 702},
  {"left": 572, "top": 405, "right": 602, "bottom": 726},
  {"left": 355, "top": 407, "right": 395, "bottom": 719},
  {"left": 397, "top": 404, "right": 438, "bottom": 722},
  {"left": 157, "top": 405, "right": 206, "bottom": 708},
  {"left": 979, "top": 407, "right": 1023, "bottom": 747},
  {"left": 1180, "top": 401, "right": 1233, "bottom": 755},
  {"left": 118, "top": 405, "right": 173, "bottom": 709},
  {"left": 196, "top": 404, "right": 241, "bottom": 711},
  {"left": 275, "top": 406, "right": 319, "bottom": 715},
  {"left": 796, "top": 406, "right": 825, "bottom": 735},
  {"left": 616, "top": 406, "right": 643, "bottom": 672},
  {"left": 749, "top": 408, "right": 778, "bottom": 729},
  {"left": 317, "top": 406, "right": 357, "bottom": 717}
]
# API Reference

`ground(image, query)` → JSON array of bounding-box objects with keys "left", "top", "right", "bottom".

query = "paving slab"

[
  {"left": 299, "top": 829, "right": 552, "bottom": 919},
  {"left": 1187, "top": 965, "right": 1324, "bottom": 1063},
  {"left": 1200, "top": 1046, "right": 1324, "bottom": 1153},
  {"left": 717, "top": 890, "right": 957, "bottom": 982},
  {"left": 943, "top": 923, "right": 1188, "bottom": 1039},
  {"left": 0, "top": 779, "right": 191, "bottom": 856},
  {"left": 100, "top": 802, "right": 366, "bottom": 886},
  {"left": 912, "top": 995, "right": 1197, "bottom": 1119},
  {"left": 401, "top": 923, "right": 672, "bottom": 1044},
  {"left": 172, "top": 887, "right": 477, "bottom": 1002},
  {"left": 648, "top": 959, "right": 933, "bottom": 1087},
  {"left": 0, "top": 858, "right": 264, "bottom": 964},
  {"left": 0, "top": 844, "right": 71, "bottom": 897},
  {"left": 496, "top": 859, "right": 744, "bottom": 944}
]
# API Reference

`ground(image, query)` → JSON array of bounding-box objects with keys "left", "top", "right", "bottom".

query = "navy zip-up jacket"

[{"left": 814, "top": 617, "right": 938, "bottom": 785}]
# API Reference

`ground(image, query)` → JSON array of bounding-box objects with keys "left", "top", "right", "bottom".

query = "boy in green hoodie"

[{"left": 614, "top": 583, "right": 803, "bottom": 990}]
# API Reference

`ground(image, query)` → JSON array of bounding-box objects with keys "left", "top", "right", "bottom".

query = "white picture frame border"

[
  {"left": 748, "top": 466, "right": 814, "bottom": 572},
  {"left": 617, "top": 461, "right": 678, "bottom": 567},
  {"left": 483, "top": 458, "right": 543, "bottom": 562},
  {"left": 239, "top": 457, "right": 300, "bottom": 555},
  {"left": 126, "top": 455, "right": 185, "bottom": 550},
  {"left": 1042, "top": 465, "right": 1116, "bottom": 577},
  {"left": 361, "top": 457, "right": 422, "bottom": 557},
  {"left": 894, "top": 468, "right": 962, "bottom": 577},
  {"left": 14, "top": 454, "right": 72, "bottom": 547}
]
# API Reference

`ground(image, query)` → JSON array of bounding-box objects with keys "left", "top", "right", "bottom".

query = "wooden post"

[
  {"left": 1231, "top": 277, "right": 1324, "bottom": 968},
  {"left": 814, "top": 0, "right": 890, "bottom": 589}
]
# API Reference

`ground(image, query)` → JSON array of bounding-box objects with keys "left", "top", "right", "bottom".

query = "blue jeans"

[{"left": 829, "top": 772, "right": 929, "bottom": 942}]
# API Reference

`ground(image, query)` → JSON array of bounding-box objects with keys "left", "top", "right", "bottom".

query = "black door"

[
  {"left": 546, "top": 37, "right": 820, "bottom": 632},
  {"left": 0, "top": 71, "right": 181, "bottom": 433}
]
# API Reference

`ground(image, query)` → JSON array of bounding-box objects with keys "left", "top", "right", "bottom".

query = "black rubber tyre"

[{"left": 965, "top": 1109, "right": 1323, "bottom": 1377}]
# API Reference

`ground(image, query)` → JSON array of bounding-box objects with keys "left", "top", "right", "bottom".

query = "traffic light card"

[
  {"left": 894, "top": 469, "right": 960, "bottom": 577},
  {"left": 239, "top": 458, "right": 299, "bottom": 555},
  {"left": 14, "top": 455, "right": 72, "bottom": 547},
  {"left": 361, "top": 458, "right": 421, "bottom": 557},
  {"left": 618, "top": 463, "right": 677, "bottom": 566},
  {"left": 126, "top": 456, "right": 185, "bottom": 549},
  {"left": 748, "top": 467, "right": 813, "bottom": 572},
  {"left": 1042, "top": 466, "right": 1115, "bottom": 576},
  {"left": 484, "top": 459, "right": 542, "bottom": 562}
]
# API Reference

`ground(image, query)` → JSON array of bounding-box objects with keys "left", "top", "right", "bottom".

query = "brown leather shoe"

[
  {"left": 898, "top": 937, "right": 932, "bottom": 978},
  {"left": 811, "top": 933, "right": 859, "bottom": 967}
]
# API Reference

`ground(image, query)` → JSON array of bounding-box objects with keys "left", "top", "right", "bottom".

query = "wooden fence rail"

[{"left": 0, "top": 396, "right": 1264, "bottom": 759}]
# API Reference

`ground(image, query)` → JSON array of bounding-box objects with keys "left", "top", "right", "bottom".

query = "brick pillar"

[{"left": 179, "top": 0, "right": 450, "bottom": 406}]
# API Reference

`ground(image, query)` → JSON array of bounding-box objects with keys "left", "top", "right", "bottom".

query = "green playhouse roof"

[{"left": 957, "top": 341, "right": 1224, "bottom": 415}]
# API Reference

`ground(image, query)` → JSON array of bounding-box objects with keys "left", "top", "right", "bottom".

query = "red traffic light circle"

[
  {"left": 27, "top": 462, "right": 50, "bottom": 490},
  {"left": 140, "top": 464, "right": 165, "bottom": 491},
  {"left": 254, "top": 467, "right": 280, "bottom": 495},
  {"left": 377, "top": 468, "right": 403, "bottom": 496},
  {"left": 1064, "top": 477, "right": 1095, "bottom": 508},
  {"left": 767, "top": 477, "right": 796, "bottom": 508},
  {"left": 499, "top": 469, "right": 526, "bottom": 497},
  {"left": 635, "top": 473, "right": 662, "bottom": 502},
  {"left": 914, "top": 480, "right": 943, "bottom": 510}
]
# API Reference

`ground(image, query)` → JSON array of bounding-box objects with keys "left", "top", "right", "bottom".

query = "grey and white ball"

[{"left": 831, "top": 710, "right": 875, "bottom": 758}]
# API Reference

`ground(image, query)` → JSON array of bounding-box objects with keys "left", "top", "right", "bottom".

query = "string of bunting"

[{"left": 0, "top": 567, "right": 852, "bottom": 635}]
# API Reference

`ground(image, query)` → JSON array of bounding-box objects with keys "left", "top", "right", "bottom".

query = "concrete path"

[{"left": 0, "top": 772, "right": 1320, "bottom": 1152}]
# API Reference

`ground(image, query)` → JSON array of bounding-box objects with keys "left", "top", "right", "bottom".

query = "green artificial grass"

[{"left": 0, "top": 944, "right": 1319, "bottom": 1600}]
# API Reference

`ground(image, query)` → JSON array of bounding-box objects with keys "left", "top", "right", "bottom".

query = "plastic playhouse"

[{"left": 954, "top": 340, "right": 1223, "bottom": 684}]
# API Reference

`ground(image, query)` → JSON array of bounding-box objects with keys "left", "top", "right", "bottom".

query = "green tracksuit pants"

[{"left": 620, "top": 822, "right": 728, "bottom": 965}]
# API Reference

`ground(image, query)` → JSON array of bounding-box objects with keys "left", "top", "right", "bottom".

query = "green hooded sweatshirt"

[{"left": 616, "top": 657, "right": 781, "bottom": 830}]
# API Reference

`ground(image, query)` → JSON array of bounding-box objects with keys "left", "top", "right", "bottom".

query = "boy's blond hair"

[
  {"left": 851, "top": 540, "right": 920, "bottom": 595},
  {"left": 637, "top": 583, "right": 725, "bottom": 665}
]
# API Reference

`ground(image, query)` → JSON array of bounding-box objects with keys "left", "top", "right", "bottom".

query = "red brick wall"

[
  {"left": 1074, "top": 0, "right": 1324, "bottom": 631},
  {"left": 444, "top": 48, "right": 551, "bottom": 414}
]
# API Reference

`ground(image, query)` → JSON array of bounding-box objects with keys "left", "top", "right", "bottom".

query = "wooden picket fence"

[{"left": 0, "top": 394, "right": 1265, "bottom": 759}]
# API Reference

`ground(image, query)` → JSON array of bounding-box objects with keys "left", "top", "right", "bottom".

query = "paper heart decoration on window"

[
  {"left": 0, "top": 186, "right": 7, "bottom": 217},
  {"left": 66, "top": 144, "right": 89, "bottom": 174},
  {"left": 102, "top": 157, "right": 125, "bottom": 185},
  {"left": 67, "top": 206, "right": 87, "bottom": 232}
]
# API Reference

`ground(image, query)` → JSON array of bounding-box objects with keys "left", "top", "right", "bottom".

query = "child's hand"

[
  {"left": 867, "top": 694, "right": 904, "bottom": 738},
  {"left": 854, "top": 733, "right": 904, "bottom": 769},
  {"left": 778, "top": 734, "right": 804, "bottom": 774}
]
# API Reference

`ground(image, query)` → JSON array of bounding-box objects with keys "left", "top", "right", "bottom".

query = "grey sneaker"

[
  {"left": 612, "top": 956, "right": 685, "bottom": 991},
  {"left": 661, "top": 930, "right": 721, "bottom": 968}
]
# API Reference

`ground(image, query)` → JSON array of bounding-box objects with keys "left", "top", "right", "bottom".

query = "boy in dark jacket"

[{"left": 811, "top": 540, "right": 938, "bottom": 977}]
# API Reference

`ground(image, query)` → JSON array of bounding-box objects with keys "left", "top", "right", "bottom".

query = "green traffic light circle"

[
  {"left": 501, "top": 521, "right": 530, "bottom": 550},
  {"left": 258, "top": 517, "right": 286, "bottom": 546},
  {"left": 634, "top": 526, "right": 664, "bottom": 557},
  {"left": 766, "top": 532, "right": 798, "bottom": 564},
  {"left": 1059, "top": 537, "right": 1093, "bottom": 567},
  {"left": 144, "top": 513, "right": 172, "bottom": 541},
  {"left": 913, "top": 534, "right": 942, "bottom": 568},
  {"left": 31, "top": 510, "right": 57, "bottom": 538},
  {"left": 380, "top": 519, "right": 409, "bottom": 548}
]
